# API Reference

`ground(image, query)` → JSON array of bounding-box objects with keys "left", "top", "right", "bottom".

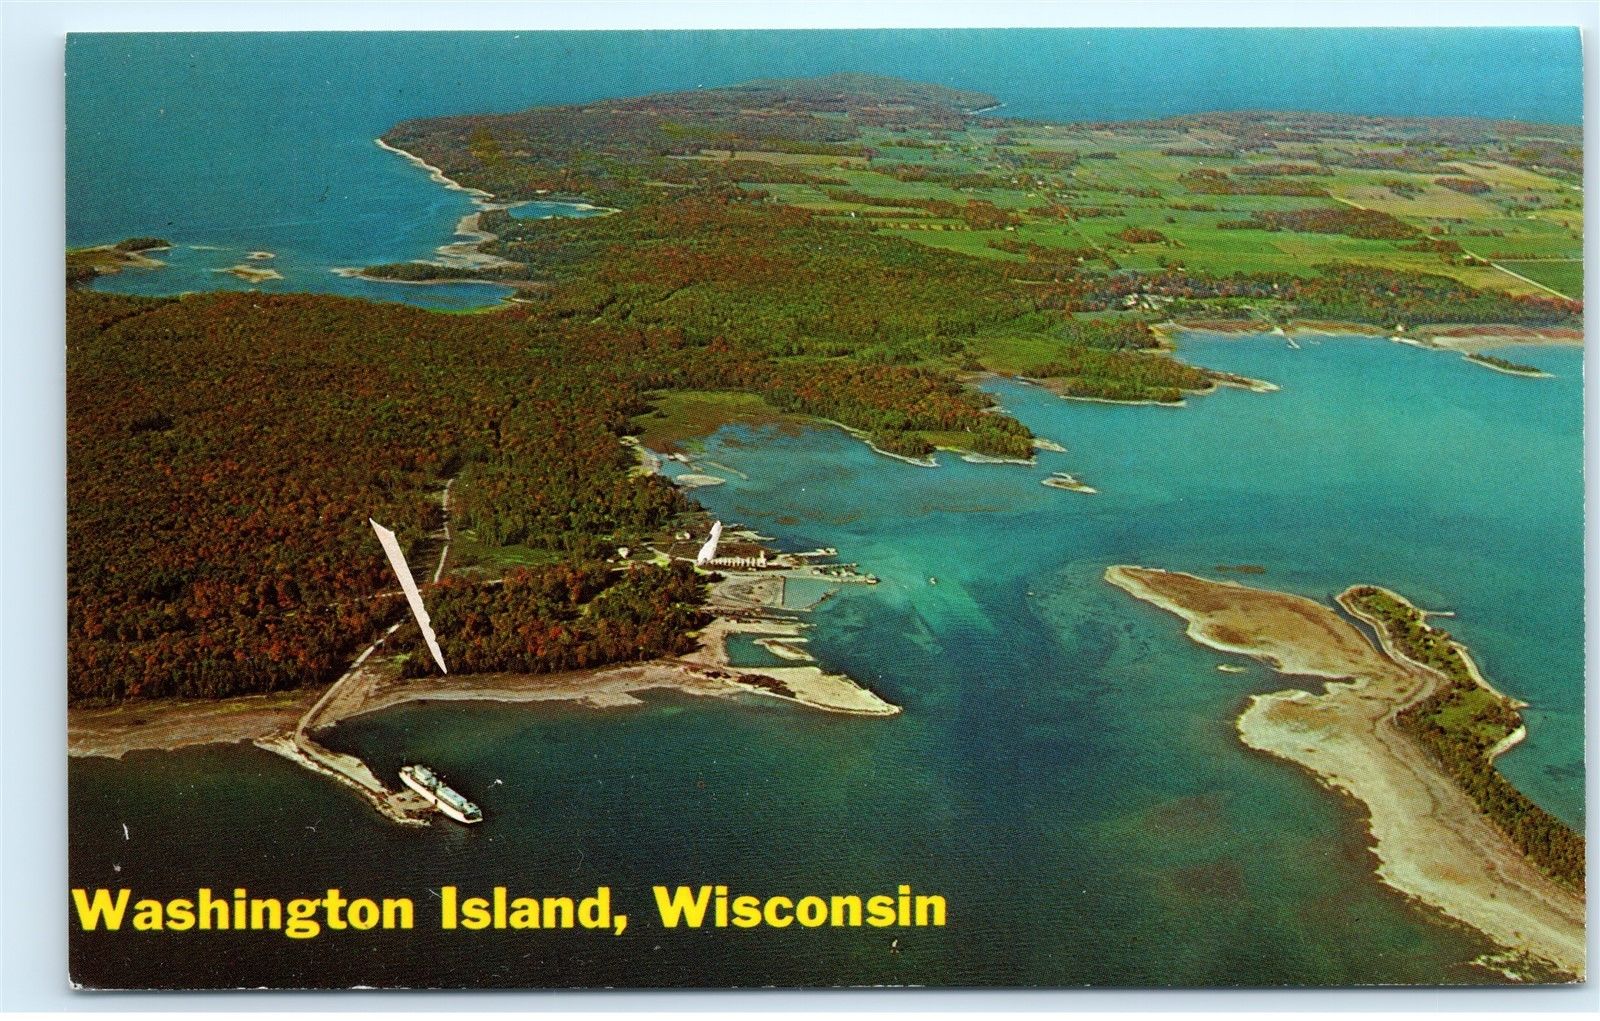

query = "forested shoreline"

[
  {"left": 69, "top": 75, "right": 1583, "bottom": 705},
  {"left": 1344, "top": 587, "right": 1585, "bottom": 891}
]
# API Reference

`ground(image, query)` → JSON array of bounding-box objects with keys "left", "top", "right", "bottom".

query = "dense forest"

[
  {"left": 68, "top": 292, "right": 698, "bottom": 702},
  {"left": 66, "top": 251, "right": 1043, "bottom": 701},
  {"left": 393, "top": 562, "right": 711, "bottom": 677},
  {"left": 1345, "top": 587, "right": 1584, "bottom": 890},
  {"left": 381, "top": 73, "right": 996, "bottom": 209},
  {"left": 1025, "top": 347, "right": 1213, "bottom": 404}
]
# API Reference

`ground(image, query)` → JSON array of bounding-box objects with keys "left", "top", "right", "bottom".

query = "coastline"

[
  {"left": 1338, "top": 585, "right": 1527, "bottom": 710},
  {"left": 1166, "top": 317, "right": 1582, "bottom": 350},
  {"left": 374, "top": 136, "right": 493, "bottom": 199},
  {"left": 1104, "top": 565, "right": 1585, "bottom": 980},
  {"left": 67, "top": 243, "right": 169, "bottom": 280},
  {"left": 367, "top": 137, "right": 618, "bottom": 287},
  {"left": 69, "top": 690, "right": 319, "bottom": 759},
  {"left": 1462, "top": 353, "right": 1553, "bottom": 378},
  {"left": 1014, "top": 369, "right": 1279, "bottom": 406},
  {"left": 330, "top": 265, "right": 551, "bottom": 291},
  {"left": 69, "top": 569, "right": 899, "bottom": 819},
  {"left": 1016, "top": 378, "right": 1187, "bottom": 409}
]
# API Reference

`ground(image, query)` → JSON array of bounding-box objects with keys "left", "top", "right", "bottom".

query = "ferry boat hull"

[{"left": 400, "top": 764, "right": 482, "bottom": 824}]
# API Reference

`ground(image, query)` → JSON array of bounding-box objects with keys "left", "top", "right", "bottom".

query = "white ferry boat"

[{"left": 399, "top": 764, "right": 482, "bottom": 824}]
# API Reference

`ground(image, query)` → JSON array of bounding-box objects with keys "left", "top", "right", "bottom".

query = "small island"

[
  {"left": 218, "top": 263, "right": 284, "bottom": 283},
  {"left": 65, "top": 237, "right": 170, "bottom": 286},
  {"left": 1042, "top": 472, "right": 1096, "bottom": 493},
  {"left": 1463, "top": 351, "right": 1550, "bottom": 377}
]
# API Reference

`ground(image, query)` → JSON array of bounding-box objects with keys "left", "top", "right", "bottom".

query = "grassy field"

[
  {"left": 1428, "top": 680, "right": 1517, "bottom": 746},
  {"left": 746, "top": 118, "right": 1582, "bottom": 304},
  {"left": 689, "top": 148, "right": 867, "bottom": 167},
  {"left": 1494, "top": 259, "right": 1583, "bottom": 299},
  {"left": 965, "top": 331, "right": 1079, "bottom": 374},
  {"left": 447, "top": 532, "right": 568, "bottom": 575},
  {"left": 631, "top": 390, "right": 797, "bottom": 453}
]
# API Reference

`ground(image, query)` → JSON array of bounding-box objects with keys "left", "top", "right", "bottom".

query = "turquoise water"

[
  {"left": 665, "top": 335, "right": 1584, "bottom": 827},
  {"left": 67, "top": 30, "right": 1580, "bottom": 311},
  {"left": 507, "top": 201, "right": 612, "bottom": 221},
  {"left": 69, "top": 336, "right": 1582, "bottom": 988},
  {"left": 81, "top": 245, "right": 518, "bottom": 311},
  {"left": 725, "top": 632, "right": 806, "bottom": 669}
]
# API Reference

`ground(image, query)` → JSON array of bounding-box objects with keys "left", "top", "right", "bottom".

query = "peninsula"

[
  {"left": 1105, "top": 566, "right": 1585, "bottom": 980},
  {"left": 66, "top": 237, "right": 170, "bottom": 286}
]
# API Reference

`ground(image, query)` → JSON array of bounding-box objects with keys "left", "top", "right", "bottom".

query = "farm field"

[{"left": 735, "top": 113, "right": 1582, "bottom": 301}]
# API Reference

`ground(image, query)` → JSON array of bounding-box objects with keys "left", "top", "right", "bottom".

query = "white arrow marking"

[{"left": 370, "top": 518, "right": 448, "bottom": 674}]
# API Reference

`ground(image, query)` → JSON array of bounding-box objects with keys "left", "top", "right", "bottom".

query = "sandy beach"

[
  {"left": 370, "top": 137, "right": 616, "bottom": 284},
  {"left": 1166, "top": 317, "right": 1582, "bottom": 351},
  {"left": 70, "top": 566, "right": 898, "bottom": 825},
  {"left": 1105, "top": 565, "right": 1585, "bottom": 979},
  {"left": 680, "top": 615, "right": 900, "bottom": 716},
  {"left": 1042, "top": 472, "right": 1096, "bottom": 493},
  {"left": 1415, "top": 325, "right": 1583, "bottom": 349},
  {"left": 69, "top": 689, "right": 319, "bottom": 759},
  {"left": 375, "top": 136, "right": 494, "bottom": 199},
  {"left": 218, "top": 263, "right": 284, "bottom": 283}
]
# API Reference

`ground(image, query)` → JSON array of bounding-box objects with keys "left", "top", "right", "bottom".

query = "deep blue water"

[{"left": 67, "top": 29, "right": 1581, "bottom": 308}]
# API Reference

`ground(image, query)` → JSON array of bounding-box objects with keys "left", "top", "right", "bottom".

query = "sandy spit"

[{"left": 1105, "top": 565, "right": 1585, "bottom": 979}]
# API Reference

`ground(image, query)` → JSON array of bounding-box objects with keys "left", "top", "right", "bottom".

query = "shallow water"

[
  {"left": 507, "top": 201, "right": 612, "bottom": 221},
  {"left": 70, "top": 336, "right": 1580, "bottom": 988}
]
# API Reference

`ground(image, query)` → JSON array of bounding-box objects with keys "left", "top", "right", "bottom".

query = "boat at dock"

[{"left": 399, "top": 764, "right": 482, "bottom": 824}]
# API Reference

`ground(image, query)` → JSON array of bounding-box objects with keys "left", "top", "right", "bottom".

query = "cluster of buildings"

[
  {"left": 704, "top": 551, "right": 770, "bottom": 570},
  {"left": 694, "top": 520, "right": 774, "bottom": 570}
]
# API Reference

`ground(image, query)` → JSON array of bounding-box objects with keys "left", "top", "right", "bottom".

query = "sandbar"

[
  {"left": 217, "top": 264, "right": 284, "bottom": 283},
  {"left": 1462, "top": 353, "right": 1553, "bottom": 378},
  {"left": 674, "top": 473, "right": 727, "bottom": 488},
  {"left": 1104, "top": 565, "right": 1585, "bottom": 979},
  {"left": 1042, "top": 472, "right": 1096, "bottom": 494}
]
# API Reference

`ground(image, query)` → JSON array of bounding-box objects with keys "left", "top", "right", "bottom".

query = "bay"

[{"left": 69, "top": 336, "right": 1582, "bottom": 987}]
